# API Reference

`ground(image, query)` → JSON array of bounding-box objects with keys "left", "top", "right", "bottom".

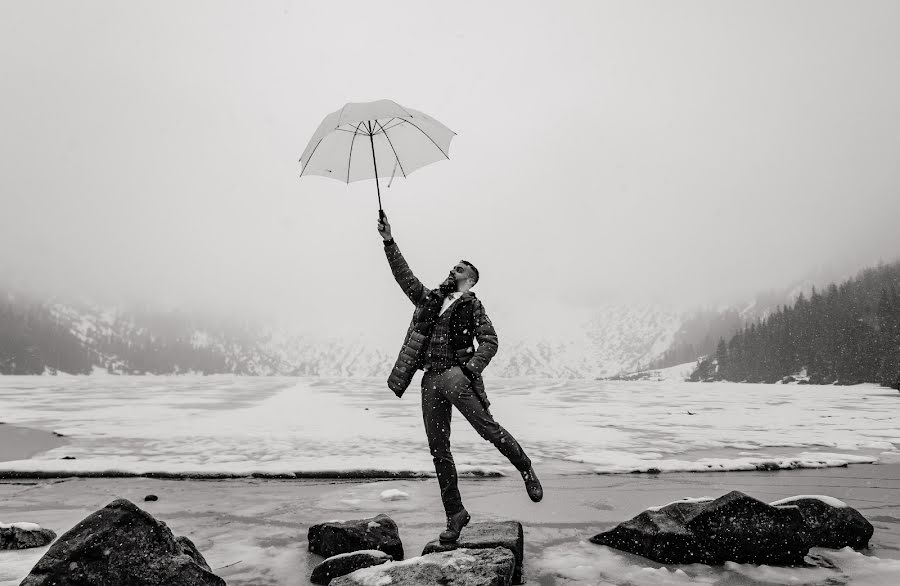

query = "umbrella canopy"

[{"left": 299, "top": 99, "right": 456, "bottom": 215}]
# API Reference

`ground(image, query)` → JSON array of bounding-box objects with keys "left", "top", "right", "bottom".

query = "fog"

[{"left": 2, "top": 1, "right": 900, "bottom": 341}]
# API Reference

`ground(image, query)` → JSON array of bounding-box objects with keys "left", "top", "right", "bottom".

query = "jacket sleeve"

[
  {"left": 383, "top": 238, "right": 430, "bottom": 306},
  {"left": 464, "top": 299, "right": 498, "bottom": 376}
]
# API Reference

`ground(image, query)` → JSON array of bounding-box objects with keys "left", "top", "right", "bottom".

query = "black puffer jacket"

[{"left": 382, "top": 239, "right": 497, "bottom": 407}]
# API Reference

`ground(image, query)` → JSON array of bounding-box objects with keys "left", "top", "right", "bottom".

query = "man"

[{"left": 376, "top": 212, "right": 542, "bottom": 543}]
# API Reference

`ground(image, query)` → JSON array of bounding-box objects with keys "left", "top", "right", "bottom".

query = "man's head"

[{"left": 439, "top": 260, "right": 480, "bottom": 295}]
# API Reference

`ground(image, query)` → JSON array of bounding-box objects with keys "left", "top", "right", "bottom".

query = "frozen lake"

[{"left": 1, "top": 376, "right": 898, "bottom": 477}]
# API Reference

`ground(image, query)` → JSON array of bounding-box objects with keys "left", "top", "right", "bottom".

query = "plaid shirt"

[{"left": 421, "top": 299, "right": 460, "bottom": 371}]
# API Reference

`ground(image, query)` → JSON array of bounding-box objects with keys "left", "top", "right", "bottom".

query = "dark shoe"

[
  {"left": 439, "top": 508, "right": 471, "bottom": 542},
  {"left": 521, "top": 466, "right": 543, "bottom": 502}
]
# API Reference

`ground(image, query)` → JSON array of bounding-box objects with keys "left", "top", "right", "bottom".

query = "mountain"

[{"left": 0, "top": 286, "right": 684, "bottom": 377}]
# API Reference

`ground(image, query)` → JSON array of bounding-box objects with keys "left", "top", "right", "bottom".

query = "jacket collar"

[{"left": 430, "top": 289, "right": 476, "bottom": 305}]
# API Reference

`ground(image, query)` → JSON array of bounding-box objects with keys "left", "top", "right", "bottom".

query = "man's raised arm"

[{"left": 377, "top": 212, "right": 430, "bottom": 306}]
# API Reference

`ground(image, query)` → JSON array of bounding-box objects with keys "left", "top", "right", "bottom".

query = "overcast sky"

[{"left": 2, "top": 1, "right": 899, "bottom": 340}]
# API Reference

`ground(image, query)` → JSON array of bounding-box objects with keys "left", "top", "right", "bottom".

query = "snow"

[
  {"left": 0, "top": 376, "right": 897, "bottom": 477},
  {"left": 378, "top": 489, "right": 409, "bottom": 502},
  {"left": 615, "top": 361, "right": 698, "bottom": 382},
  {"left": 0, "top": 522, "right": 42, "bottom": 531},
  {"left": 534, "top": 541, "right": 900, "bottom": 585},
  {"left": 324, "top": 550, "right": 390, "bottom": 561},
  {"left": 344, "top": 549, "right": 481, "bottom": 584},
  {"left": 770, "top": 495, "right": 848, "bottom": 508},
  {"left": 646, "top": 496, "right": 714, "bottom": 511}
]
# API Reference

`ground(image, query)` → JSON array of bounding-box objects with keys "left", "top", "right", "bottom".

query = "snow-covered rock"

[
  {"left": 591, "top": 491, "right": 815, "bottom": 565},
  {"left": 308, "top": 514, "right": 404, "bottom": 561},
  {"left": 771, "top": 496, "right": 873, "bottom": 549},
  {"left": 422, "top": 521, "right": 524, "bottom": 584},
  {"left": 19, "top": 498, "right": 223, "bottom": 585},
  {"left": 0, "top": 522, "right": 56, "bottom": 550},
  {"left": 311, "top": 550, "right": 392, "bottom": 585},
  {"left": 332, "top": 547, "right": 516, "bottom": 586}
]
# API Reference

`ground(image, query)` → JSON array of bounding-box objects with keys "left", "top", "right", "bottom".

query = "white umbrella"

[{"left": 299, "top": 99, "right": 456, "bottom": 219}]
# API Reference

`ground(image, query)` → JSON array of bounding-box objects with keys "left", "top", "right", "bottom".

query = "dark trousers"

[{"left": 421, "top": 365, "right": 532, "bottom": 517}]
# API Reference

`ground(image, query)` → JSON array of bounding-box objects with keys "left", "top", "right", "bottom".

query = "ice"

[
  {"left": 0, "top": 376, "right": 897, "bottom": 477},
  {"left": 534, "top": 541, "right": 900, "bottom": 585}
]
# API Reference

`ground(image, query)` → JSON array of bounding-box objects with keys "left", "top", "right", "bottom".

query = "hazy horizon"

[{"left": 3, "top": 1, "right": 900, "bottom": 341}]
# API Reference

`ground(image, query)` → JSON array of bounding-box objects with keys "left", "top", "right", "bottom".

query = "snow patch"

[
  {"left": 379, "top": 489, "right": 409, "bottom": 502},
  {"left": 0, "top": 522, "right": 42, "bottom": 531},
  {"left": 646, "top": 496, "right": 715, "bottom": 511},
  {"left": 324, "top": 550, "right": 390, "bottom": 562},
  {"left": 770, "top": 495, "right": 848, "bottom": 508}
]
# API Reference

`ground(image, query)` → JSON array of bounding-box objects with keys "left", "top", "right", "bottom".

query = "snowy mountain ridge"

[{"left": 1, "top": 290, "right": 685, "bottom": 377}]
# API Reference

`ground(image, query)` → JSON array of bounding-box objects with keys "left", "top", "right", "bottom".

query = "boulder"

[
  {"left": 0, "top": 522, "right": 56, "bottom": 550},
  {"left": 422, "top": 521, "right": 524, "bottom": 584},
  {"left": 331, "top": 547, "right": 515, "bottom": 586},
  {"left": 310, "top": 550, "right": 392, "bottom": 585},
  {"left": 771, "top": 496, "right": 874, "bottom": 549},
  {"left": 308, "top": 514, "right": 404, "bottom": 560},
  {"left": 590, "top": 508, "right": 716, "bottom": 564},
  {"left": 591, "top": 491, "right": 815, "bottom": 565},
  {"left": 176, "top": 535, "right": 214, "bottom": 571},
  {"left": 684, "top": 491, "right": 813, "bottom": 565},
  {"left": 19, "top": 498, "right": 224, "bottom": 586}
]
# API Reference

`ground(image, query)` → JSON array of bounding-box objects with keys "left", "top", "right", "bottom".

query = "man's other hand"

[{"left": 377, "top": 212, "right": 392, "bottom": 241}]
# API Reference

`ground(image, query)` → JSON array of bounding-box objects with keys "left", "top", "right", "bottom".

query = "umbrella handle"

[{"left": 379, "top": 209, "right": 385, "bottom": 221}]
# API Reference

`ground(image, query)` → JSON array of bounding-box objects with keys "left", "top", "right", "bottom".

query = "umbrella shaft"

[{"left": 368, "top": 121, "right": 382, "bottom": 211}]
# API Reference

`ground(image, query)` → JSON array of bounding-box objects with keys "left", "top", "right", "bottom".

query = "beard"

[{"left": 438, "top": 275, "right": 458, "bottom": 296}]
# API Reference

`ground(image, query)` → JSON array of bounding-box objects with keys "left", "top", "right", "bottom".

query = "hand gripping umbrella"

[{"left": 299, "top": 99, "right": 456, "bottom": 220}]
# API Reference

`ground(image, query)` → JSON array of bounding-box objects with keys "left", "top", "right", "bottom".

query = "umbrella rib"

[
  {"left": 375, "top": 120, "right": 407, "bottom": 178},
  {"left": 397, "top": 118, "right": 450, "bottom": 159},
  {"left": 299, "top": 136, "right": 325, "bottom": 176},
  {"left": 369, "top": 118, "right": 395, "bottom": 137},
  {"left": 381, "top": 119, "right": 405, "bottom": 132},
  {"left": 345, "top": 121, "right": 365, "bottom": 183}
]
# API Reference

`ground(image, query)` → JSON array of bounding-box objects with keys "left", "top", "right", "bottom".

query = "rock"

[
  {"left": 684, "top": 491, "right": 813, "bottom": 565},
  {"left": 590, "top": 507, "right": 716, "bottom": 564},
  {"left": 176, "top": 535, "right": 213, "bottom": 571},
  {"left": 0, "top": 523, "right": 56, "bottom": 550},
  {"left": 423, "top": 521, "right": 524, "bottom": 584},
  {"left": 781, "top": 375, "right": 796, "bottom": 384},
  {"left": 332, "top": 547, "right": 515, "bottom": 586},
  {"left": 310, "top": 550, "right": 391, "bottom": 585},
  {"left": 144, "top": 494, "right": 159, "bottom": 502},
  {"left": 591, "top": 491, "right": 814, "bottom": 565},
  {"left": 771, "top": 496, "right": 873, "bottom": 549},
  {"left": 308, "top": 514, "right": 404, "bottom": 560},
  {"left": 20, "top": 498, "right": 225, "bottom": 586}
]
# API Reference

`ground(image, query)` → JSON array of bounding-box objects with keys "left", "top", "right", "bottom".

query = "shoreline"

[{"left": 2, "top": 464, "right": 898, "bottom": 585}]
